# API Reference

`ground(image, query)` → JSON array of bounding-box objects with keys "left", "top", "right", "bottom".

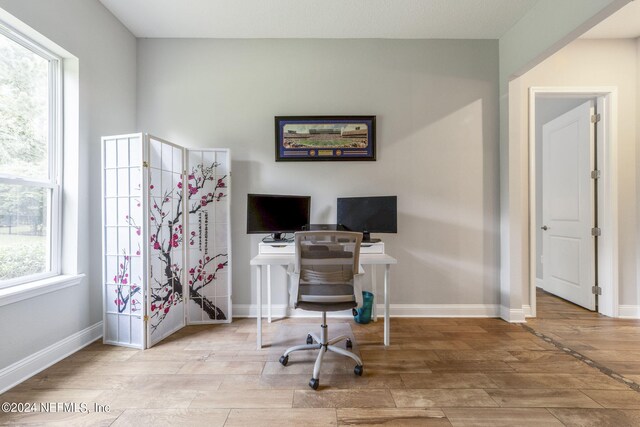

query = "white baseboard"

[
  {"left": 233, "top": 304, "right": 500, "bottom": 318},
  {"left": 0, "top": 322, "right": 102, "bottom": 394},
  {"left": 500, "top": 305, "right": 526, "bottom": 323},
  {"left": 387, "top": 304, "right": 499, "bottom": 317},
  {"left": 618, "top": 305, "right": 640, "bottom": 319},
  {"left": 536, "top": 278, "right": 544, "bottom": 290},
  {"left": 523, "top": 305, "right": 533, "bottom": 317}
]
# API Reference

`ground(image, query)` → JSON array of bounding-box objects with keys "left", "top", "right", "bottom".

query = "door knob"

[{"left": 541, "top": 225, "right": 549, "bottom": 231}]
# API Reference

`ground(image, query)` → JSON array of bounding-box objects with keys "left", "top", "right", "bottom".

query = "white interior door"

[{"left": 542, "top": 100, "right": 595, "bottom": 310}]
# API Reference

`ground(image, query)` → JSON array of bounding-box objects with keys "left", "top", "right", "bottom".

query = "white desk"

[{"left": 249, "top": 250, "right": 397, "bottom": 349}]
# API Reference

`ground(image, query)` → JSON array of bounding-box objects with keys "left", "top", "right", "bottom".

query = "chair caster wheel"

[
  {"left": 306, "top": 334, "right": 313, "bottom": 345},
  {"left": 309, "top": 378, "right": 319, "bottom": 390},
  {"left": 346, "top": 339, "right": 353, "bottom": 349},
  {"left": 354, "top": 365, "right": 363, "bottom": 376},
  {"left": 279, "top": 355, "right": 288, "bottom": 366}
]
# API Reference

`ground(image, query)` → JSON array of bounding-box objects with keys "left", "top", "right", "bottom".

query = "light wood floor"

[{"left": 2, "top": 290, "right": 640, "bottom": 426}]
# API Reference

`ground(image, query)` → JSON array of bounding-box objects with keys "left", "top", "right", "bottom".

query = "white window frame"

[{"left": 0, "top": 21, "right": 62, "bottom": 290}]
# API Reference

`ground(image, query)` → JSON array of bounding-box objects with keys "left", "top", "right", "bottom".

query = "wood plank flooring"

[{"left": 2, "top": 289, "right": 640, "bottom": 426}]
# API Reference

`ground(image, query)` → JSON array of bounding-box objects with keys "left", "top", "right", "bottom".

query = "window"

[{"left": 0, "top": 22, "right": 61, "bottom": 288}]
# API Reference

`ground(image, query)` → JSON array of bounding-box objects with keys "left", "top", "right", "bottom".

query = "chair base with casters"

[
  {"left": 282, "top": 231, "right": 365, "bottom": 390},
  {"left": 279, "top": 312, "right": 364, "bottom": 390}
]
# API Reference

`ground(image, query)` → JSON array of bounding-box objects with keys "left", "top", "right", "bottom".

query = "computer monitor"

[
  {"left": 247, "top": 194, "right": 311, "bottom": 241},
  {"left": 337, "top": 196, "right": 397, "bottom": 242}
]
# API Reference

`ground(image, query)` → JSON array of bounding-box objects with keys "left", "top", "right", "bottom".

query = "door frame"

[{"left": 528, "top": 87, "right": 619, "bottom": 318}]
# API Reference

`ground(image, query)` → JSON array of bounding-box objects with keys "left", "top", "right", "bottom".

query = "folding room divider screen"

[{"left": 101, "top": 133, "right": 231, "bottom": 349}]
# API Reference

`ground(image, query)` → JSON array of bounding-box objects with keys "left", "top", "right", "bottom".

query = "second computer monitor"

[{"left": 337, "top": 196, "right": 397, "bottom": 242}]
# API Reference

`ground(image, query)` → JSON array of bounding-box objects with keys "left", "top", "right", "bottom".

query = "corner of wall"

[
  {"left": 500, "top": 305, "right": 526, "bottom": 323},
  {"left": 497, "top": 0, "right": 629, "bottom": 322}
]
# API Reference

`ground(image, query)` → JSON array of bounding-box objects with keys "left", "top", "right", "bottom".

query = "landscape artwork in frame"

[{"left": 275, "top": 116, "right": 376, "bottom": 161}]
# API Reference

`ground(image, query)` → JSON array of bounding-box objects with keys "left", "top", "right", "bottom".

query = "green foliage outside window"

[{"left": 0, "top": 32, "right": 50, "bottom": 281}]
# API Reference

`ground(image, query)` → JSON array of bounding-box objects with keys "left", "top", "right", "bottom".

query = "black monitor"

[
  {"left": 337, "top": 196, "right": 397, "bottom": 242},
  {"left": 247, "top": 194, "right": 311, "bottom": 241}
]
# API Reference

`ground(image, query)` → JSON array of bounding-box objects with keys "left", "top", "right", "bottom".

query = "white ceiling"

[
  {"left": 581, "top": 0, "right": 640, "bottom": 39},
  {"left": 98, "top": 0, "right": 540, "bottom": 39}
]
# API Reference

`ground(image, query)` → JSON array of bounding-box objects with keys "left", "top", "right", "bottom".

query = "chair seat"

[
  {"left": 296, "top": 300, "right": 357, "bottom": 312},
  {"left": 297, "top": 283, "right": 356, "bottom": 311}
]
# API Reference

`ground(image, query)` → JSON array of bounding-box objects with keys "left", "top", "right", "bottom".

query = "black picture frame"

[{"left": 275, "top": 115, "right": 376, "bottom": 161}]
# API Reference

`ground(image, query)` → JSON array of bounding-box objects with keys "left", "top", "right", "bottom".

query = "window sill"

[{"left": 0, "top": 274, "right": 85, "bottom": 307}]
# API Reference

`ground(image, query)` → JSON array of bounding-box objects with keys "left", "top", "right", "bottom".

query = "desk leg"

[
  {"left": 267, "top": 265, "right": 272, "bottom": 323},
  {"left": 384, "top": 264, "right": 390, "bottom": 346},
  {"left": 372, "top": 265, "right": 378, "bottom": 322},
  {"left": 256, "top": 265, "right": 262, "bottom": 349}
]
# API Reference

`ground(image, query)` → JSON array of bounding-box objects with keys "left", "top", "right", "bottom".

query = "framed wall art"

[{"left": 275, "top": 116, "right": 376, "bottom": 161}]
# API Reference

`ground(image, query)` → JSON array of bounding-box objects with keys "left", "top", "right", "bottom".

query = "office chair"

[{"left": 279, "top": 231, "right": 365, "bottom": 390}]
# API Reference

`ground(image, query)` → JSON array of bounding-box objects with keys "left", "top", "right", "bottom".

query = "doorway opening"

[{"left": 529, "top": 87, "right": 619, "bottom": 318}]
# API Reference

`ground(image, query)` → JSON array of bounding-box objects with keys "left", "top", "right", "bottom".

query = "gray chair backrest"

[{"left": 293, "top": 231, "right": 362, "bottom": 305}]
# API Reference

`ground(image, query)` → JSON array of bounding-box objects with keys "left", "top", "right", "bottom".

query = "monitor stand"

[
  {"left": 362, "top": 231, "right": 381, "bottom": 244},
  {"left": 262, "top": 233, "right": 292, "bottom": 244}
]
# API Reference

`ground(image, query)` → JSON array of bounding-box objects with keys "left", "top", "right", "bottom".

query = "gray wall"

[
  {"left": 0, "top": 0, "right": 136, "bottom": 369},
  {"left": 137, "top": 39, "right": 500, "bottom": 307},
  {"left": 535, "top": 97, "right": 593, "bottom": 281}
]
